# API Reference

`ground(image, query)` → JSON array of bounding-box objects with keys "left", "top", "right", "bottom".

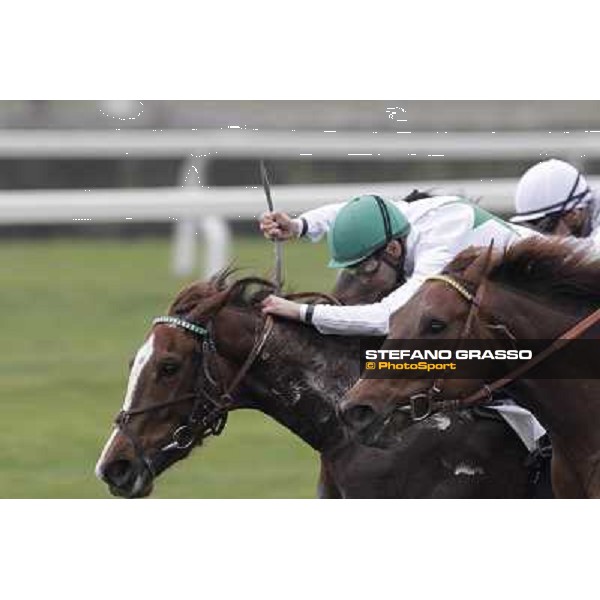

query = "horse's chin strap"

[{"left": 403, "top": 274, "right": 600, "bottom": 420}]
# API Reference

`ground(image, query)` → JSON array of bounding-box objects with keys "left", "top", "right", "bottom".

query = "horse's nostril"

[
  {"left": 343, "top": 404, "right": 376, "bottom": 430},
  {"left": 103, "top": 459, "right": 135, "bottom": 488}
]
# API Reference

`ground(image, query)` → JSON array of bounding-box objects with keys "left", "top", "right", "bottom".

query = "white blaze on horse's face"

[
  {"left": 123, "top": 333, "right": 156, "bottom": 410},
  {"left": 95, "top": 334, "right": 156, "bottom": 479}
]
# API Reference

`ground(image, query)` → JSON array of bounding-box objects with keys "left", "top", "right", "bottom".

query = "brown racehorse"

[
  {"left": 95, "top": 270, "right": 535, "bottom": 499},
  {"left": 341, "top": 237, "right": 600, "bottom": 498}
]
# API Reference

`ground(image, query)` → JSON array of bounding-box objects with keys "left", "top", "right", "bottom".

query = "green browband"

[{"left": 152, "top": 316, "right": 209, "bottom": 338}]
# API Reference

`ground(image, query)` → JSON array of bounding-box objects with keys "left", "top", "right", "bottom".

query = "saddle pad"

[{"left": 488, "top": 399, "right": 546, "bottom": 452}]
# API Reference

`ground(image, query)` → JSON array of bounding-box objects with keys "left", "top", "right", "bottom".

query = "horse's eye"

[
  {"left": 427, "top": 318, "right": 447, "bottom": 334},
  {"left": 158, "top": 362, "right": 181, "bottom": 378}
]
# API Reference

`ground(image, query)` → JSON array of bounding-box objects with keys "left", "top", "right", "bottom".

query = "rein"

[
  {"left": 114, "top": 313, "right": 274, "bottom": 477},
  {"left": 405, "top": 271, "right": 600, "bottom": 420}
]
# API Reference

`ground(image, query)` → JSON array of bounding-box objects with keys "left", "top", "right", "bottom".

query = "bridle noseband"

[{"left": 113, "top": 314, "right": 273, "bottom": 478}]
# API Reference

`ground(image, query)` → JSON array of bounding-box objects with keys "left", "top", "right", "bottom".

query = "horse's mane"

[
  {"left": 167, "top": 267, "right": 272, "bottom": 316},
  {"left": 168, "top": 266, "right": 333, "bottom": 319},
  {"left": 443, "top": 236, "right": 600, "bottom": 306}
]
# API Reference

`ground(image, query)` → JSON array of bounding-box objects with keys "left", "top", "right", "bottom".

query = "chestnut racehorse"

[
  {"left": 341, "top": 237, "right": 600, "bottom": 498},
  {"left": 95, "top": 270, "right": 536, "bottom": 498}
]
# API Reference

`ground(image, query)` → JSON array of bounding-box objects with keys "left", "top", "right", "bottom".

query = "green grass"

[{"left": 0, "top": 235, "right": 337, "bottom": 498}]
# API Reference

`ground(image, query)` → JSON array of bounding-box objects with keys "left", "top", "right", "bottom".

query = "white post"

[
  {"left": 172, "top": 219, "right": 197, "bottom": 276},
  {"left": 198, "top": 215, "right": 231, "bottom": 278},
  {"left": 172, "top": 155, "right": 232, "bottom": 277},
  {"left": 172, "top": 156, "right": 205, "bottom": 276}
]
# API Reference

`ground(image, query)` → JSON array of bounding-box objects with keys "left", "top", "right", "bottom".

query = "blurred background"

[{"left": 1, "top": 100, "right": 599, "bottom": 498}]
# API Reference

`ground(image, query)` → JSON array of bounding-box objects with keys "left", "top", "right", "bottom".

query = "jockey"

[
  {"left": 511, "top": 159, "right": 600, "bottom": 240},
  {"left": 259, "top": 193, "right": 546, "bottom": 454},
  {"left": 260, "top": 194, "right": 536, "bottom": 336}
]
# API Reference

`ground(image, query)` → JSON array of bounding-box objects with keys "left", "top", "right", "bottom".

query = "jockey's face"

[
  {"left": 333, "top": 239, "right": 406, "bottom": 305},
  {"left": 560, "top": 207, "right": 591, "bottom": 237},
  {"left": 527, "top": 206, "right": 590, "bottom": 237},
  {"left": 346, "top": 239, "right": 404, "bottom": 276}
]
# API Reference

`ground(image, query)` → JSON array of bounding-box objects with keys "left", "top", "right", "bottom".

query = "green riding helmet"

[{"left": 327, "top": 195, "right": 411, "bottom": 268}]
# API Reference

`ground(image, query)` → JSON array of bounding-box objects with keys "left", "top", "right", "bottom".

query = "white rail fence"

[
  {"left": 5, "top": 177, "right": 600, "bottom": 276},
  {"left": 0, "top": 129, "right": 597, "bottom": 161},
  {"left": 2, "top": 129, "right": 598, "bottom": 275}
]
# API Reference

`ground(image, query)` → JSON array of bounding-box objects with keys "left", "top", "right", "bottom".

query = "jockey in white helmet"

[{"left": 511, "top": 159, "right": 600, "bottom": 239}]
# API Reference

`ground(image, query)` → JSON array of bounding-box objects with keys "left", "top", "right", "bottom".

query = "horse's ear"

[
  {"left": 465, "top": 241, "right": 501, "bottom": 286},
  {"left": 168, "top": 280, "right": 231, "bottom": 321},
  {"left": 185, "top": 289, "right": 230, "bottom": 322},
  {"left": 228, "top": 279, "right": 274, "bottom": 307},
  {"left": 209, "top": 264, "right": 237, "bottom": 291}
]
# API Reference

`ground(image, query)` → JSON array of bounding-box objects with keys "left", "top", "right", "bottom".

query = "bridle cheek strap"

[
  {"left": 408, "top": 249, "right": 490, "bottom": 421},
  {"left": 212, "top": 315, "right": 274, "bottom": 405},
  {"left": 113, "top": 314, "right": 274, "bottom": 476}
]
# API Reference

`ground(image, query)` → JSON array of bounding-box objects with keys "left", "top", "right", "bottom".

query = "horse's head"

[
  {"left": 95, "top": 270, "right": 273, "bottom": 498},
  {"left": 342, "top": 236, "right": 600, "bottom": 434},
  {"left": 341, "top": 246, "right": 500, "bottom": 434}
]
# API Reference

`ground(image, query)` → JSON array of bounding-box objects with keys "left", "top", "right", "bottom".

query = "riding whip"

[{"left": 260, "top": 160, "right": 283, "bottom": 292}]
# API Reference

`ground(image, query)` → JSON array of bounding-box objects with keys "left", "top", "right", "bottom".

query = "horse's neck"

[
  {"left": 494, "top": 287, "right": 600, "bottom": 483},
  {"left": 246, "top": 322, "right": 357, "bottom": 453},
  {"left": 510, "top": 376, "right": 600, "bottom": 495}
]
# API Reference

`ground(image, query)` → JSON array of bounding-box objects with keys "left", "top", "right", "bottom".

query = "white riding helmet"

[{"left": 511, "top": 159, "right": 592, "bottom": 223}]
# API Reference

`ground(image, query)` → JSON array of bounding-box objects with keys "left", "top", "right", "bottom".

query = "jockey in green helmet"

[
  {"left": 259, "top": 192, "right": 537, "bottom": 336},
  {"left": 325, "top": 194, "right": 410, "bottom": 268}
]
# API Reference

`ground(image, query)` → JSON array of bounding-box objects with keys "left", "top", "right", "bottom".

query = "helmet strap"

[
  {"left": 560, "top": 172, "right": 583, "bottom": 214},
  {"left": 379, "top": 239, "right": 406, "bottom": 285},
  {"left": 373, "top": 195, "right": 393, "bottom": 243},
  {"left": 523, "top": 171, "right": 592, "bottom": 234},
  {"left": 370, "top": 196, "right": 407, "bottom": 284}
]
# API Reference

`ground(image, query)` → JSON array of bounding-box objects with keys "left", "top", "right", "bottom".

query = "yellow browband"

[{"left": 425, "top": 274, "right": 475, "bottom": 303}]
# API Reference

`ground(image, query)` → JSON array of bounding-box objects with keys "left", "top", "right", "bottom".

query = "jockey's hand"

[
  {"left": 261, "top": 295, "right": 302, "bottom": 321},
  {"left": 259, "top": 211, "right": 300, "bottom": 241}
]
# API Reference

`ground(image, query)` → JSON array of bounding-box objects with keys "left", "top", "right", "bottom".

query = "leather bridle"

[
  {"left": 114, "top": 314, "right": 274, "bottom": 478},
  {"left": 402, "top": 265, "right": 600, "bottom": 421},
  {"left": 111, "top": 287, "right": 340, "bottom": 479},
  {"left": 403, "top": 271, "right": 487, "bottom": 421}
]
